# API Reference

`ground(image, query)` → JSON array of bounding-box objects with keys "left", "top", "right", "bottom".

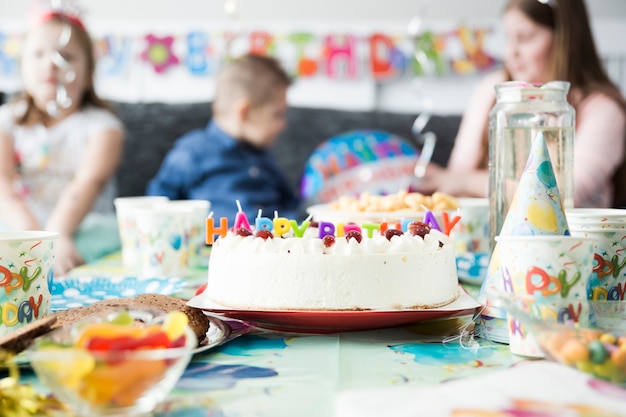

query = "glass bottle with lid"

[{"left": 488, "top": 81, "right": 575, "bottom": 247}]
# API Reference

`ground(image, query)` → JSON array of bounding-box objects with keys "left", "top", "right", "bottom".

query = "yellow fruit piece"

[
  {"left": 599, "top": 333, "right": 617, "bottom": 345},
  {"left": 593, "top": 361, "right": 619, "bottom": 381},
  {"left": 162, "top": 311, "right": 189, "bottom": 341},
  {"left": 576, "top": 360, "right": 594, "bottom": 374},
  {"left": 36, "top": 346, "right": 95, "bottom": 390},
  {"left": 80, "top": 358, "right": 168, "bottom": 407}
]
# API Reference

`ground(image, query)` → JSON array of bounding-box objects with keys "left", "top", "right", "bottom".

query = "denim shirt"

[{"left": 147, "top": 121, "right": 299, "bottom": 223}]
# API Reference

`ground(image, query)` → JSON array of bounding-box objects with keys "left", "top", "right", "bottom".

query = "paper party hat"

[{"left": 476, "top": 132, "right": 570, "bottom": 343}]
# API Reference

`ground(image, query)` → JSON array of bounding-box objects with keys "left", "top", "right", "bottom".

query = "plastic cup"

[
  {"left": 0, "top": 231, "right": 58, "bottom": 337},
  {"left": 166, "top": 200, "right": 211, "bottom": 268},
  {"left": 449, "top": 198, "right": 489, "bottom": 282},
  {"left": 135, "top": 204, "right": 194, "bottom": 277},
  {"left": 114, "top": 196, "right": 169, "bottom": 273},
  {"left": 494, "top": 235, "right": 595, "bottom": 357}
]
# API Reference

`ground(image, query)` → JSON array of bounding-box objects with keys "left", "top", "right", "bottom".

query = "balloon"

[
  {"left": 526, "top": 199, "right": 557, "bottom": 232},
  {"left": 537, "top": 160, "right": 557, "bottom": 188}
]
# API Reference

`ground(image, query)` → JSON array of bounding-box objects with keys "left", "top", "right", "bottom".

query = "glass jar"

[{"left": 488, "top": 81, "right": 575, "bottom": 248}]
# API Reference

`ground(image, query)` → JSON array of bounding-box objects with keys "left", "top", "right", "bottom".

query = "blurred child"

[
  {"left": 0, "top": 10, "right": 124, "bottom": 275},
  {"left": 147, "top": 53, "right": 300, "bottom": 222}
]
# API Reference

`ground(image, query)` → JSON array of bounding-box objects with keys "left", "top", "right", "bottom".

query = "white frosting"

[{"left": 206, "top": 230, "right": 459, "bottom": 310}]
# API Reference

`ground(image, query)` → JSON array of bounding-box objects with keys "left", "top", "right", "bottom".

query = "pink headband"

[{"left": 34, "top": 10, "right": 86, "bottom": 32}]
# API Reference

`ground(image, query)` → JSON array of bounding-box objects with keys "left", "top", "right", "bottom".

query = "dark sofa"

[
  {"left": 111, "top": 101, "right": 462, "bottom": 199},
  {"left": 0, "top": 91, "right": 461, "bottom": 200}
]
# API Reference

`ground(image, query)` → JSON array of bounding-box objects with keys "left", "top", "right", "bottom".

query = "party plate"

[
  {"left": 193, "top": 316, "right": 251, "bottom": 355},
  {"left": 306, "top": 203, "right": 431, "bottom": 223},
  {"left": 187, "top": 286, "right": 480, "bottom": 334},
  {"left": 50, "top": 276, "right": 187, "bottom": 312}
]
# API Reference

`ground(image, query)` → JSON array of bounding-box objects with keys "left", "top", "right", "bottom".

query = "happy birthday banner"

[{"left": 0, "top": 24, "right": 497, "bottom": 81}]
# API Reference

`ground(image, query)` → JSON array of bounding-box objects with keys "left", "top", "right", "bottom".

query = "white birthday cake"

[{"left": 204, "top": 214, "right": 460, "bottom": 311}]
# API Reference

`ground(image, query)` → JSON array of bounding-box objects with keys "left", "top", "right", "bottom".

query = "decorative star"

[
  {"left": 19, "top": 251, "right": 26, "bottom": 257},
  {"left": 8, "top": 263, "right": 14, "bottom": 269},
  {"left": 141, "top": 34, "right": 180, "bottom": 74}
]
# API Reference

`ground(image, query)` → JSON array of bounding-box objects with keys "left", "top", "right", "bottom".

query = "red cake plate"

[{"left": 187, "top": 285, "right": 480, "bottom": 334}]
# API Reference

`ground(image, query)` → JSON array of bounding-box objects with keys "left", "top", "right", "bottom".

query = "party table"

[{"left": 19, "top": 254, "right": 626, "bottom": 417}]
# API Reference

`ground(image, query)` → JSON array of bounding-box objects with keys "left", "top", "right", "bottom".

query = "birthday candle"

[
  {"left": 380, "top": 218, "right": 388, "bottom": 236},
  {"left": 318, "top": 221, "right": 335, "bottom": 239},
  {"left": 422, "top": 210, "right": 442, "bottom": 232},
  {"left": 206, "top": 212, "right": 229, "bottom": 244},
  {"left": 273, "top": 217, "right": 291, "bottom": 236},
  {"left": 234, "top": 200, "right": 252, "bottom": 231},
  {"left": 256, "top": 216, "right": 273, "bottom": 231},
  {"left": 361, "top": 223, "right": 379, "bottom": 238},
  {"left": 290, "top": 213, "right": 312, "bottom": 237},
  {"left": 441, "top": 211, "right": 462, "bottom": 236}
]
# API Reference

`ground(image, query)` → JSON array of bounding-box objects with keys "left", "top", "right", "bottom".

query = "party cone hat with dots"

[{"left": 475, "top": 132, "right": 570, "bottom": 343}]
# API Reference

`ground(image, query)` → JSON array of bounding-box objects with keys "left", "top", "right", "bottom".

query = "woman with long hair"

[{"left": 416, "top": 0, "right": 626, "bottom": 208}]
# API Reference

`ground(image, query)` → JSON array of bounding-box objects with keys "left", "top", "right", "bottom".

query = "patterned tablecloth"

[{"left": 27, "top": 254, "right": 625, "bottom": 417}]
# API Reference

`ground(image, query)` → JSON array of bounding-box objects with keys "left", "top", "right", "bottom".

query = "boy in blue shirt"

[{"left": 147, "top": 54, "right": 300, "bottom": 222}]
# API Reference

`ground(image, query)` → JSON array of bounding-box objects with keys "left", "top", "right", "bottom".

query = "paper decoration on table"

[
  {"left": 476, "top": 132, "right": 570, "bottom": 343},
  {"left": 300, "top": 130, "right": 419, "bottom": 204},
  {"left": 50, "top": 276, "right": 186, "bottom": 312},
  {"left": 334, "top": 361, "right": 626, "bottom": 417}
]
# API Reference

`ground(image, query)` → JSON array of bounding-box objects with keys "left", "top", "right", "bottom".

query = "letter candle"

[
  {"left": 441, "top": 211, "right": 462, "bottom": 236},
  {"left": 256, "top": 217, "right": 273, "bottom": 231},
  {"left": 421, "top": 205, "right": 442, "bottom": 232},
  {"left": 290, "top": 213, "right": 312, "bottom": 237},
  {"left": 206, "top": 211, "right": 229, "bottom": 244},
  {"left": 361, "top": 223, "right": 379, "bottom": 238},
  {"left": 233, "top": 200, "right": 252, "bottom": 231},
  {"left": 318, "top": 222, "right": 335, "bottom": 239},
  {"left": 204, "top": 202, "right": 462, "bottom": 244},
  {"left": 273, "top": 214, "right": 292, "bottom": 237},
  {"left": 379, "top": 219, "right": 388, "bottom": 235},
  {"left": 344, "top": 224, "right": 361, "bottom": 234}
]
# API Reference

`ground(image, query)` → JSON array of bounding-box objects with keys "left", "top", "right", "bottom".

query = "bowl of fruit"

[
  {"left": 492, "top": 293, "right": 626, "bottom": 386},
  {"left": 27, "top": 308, "right": 196, "bottom": 416}
]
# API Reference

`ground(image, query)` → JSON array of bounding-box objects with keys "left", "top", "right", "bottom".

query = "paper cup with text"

[
  {"left": 495, "top": 235, "right": 594, "bottom": 357},
  {"left": 166, "top": 200, "right": 211, "bottom": 268},
  {"left": 449, "top": 198, "right": 490, "bottom": 283},
  {"left": 135, "top": 204, "right": 194, "bottom": 278},
  {"left": 569, "top": 226, "right": 626, "bottom": 330},
  {"left": 0, "top": 231, "right": 58, "bottom": 337},
  {"left": 114, "top": 196, "right": 169, "bottom": 273},
  {"left": 566, "top": 208, "right": 626, "bottom": 229}
]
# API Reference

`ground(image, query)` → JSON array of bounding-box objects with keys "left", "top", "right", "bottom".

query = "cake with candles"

[{"left": 200, "top": 203, "right": 461, "bottom": 311}]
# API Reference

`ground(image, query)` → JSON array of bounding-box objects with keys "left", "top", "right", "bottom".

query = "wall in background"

[{"left": 1, "top": 0, "right": 625, "bottom": 114}]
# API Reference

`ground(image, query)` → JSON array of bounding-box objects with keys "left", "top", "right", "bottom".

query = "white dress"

[
  {"left": 0, "top": 102, "right": 124, "bottom": 262},
  {"left": 0, "top": 102, "right": 123, "bottom": 226}
]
